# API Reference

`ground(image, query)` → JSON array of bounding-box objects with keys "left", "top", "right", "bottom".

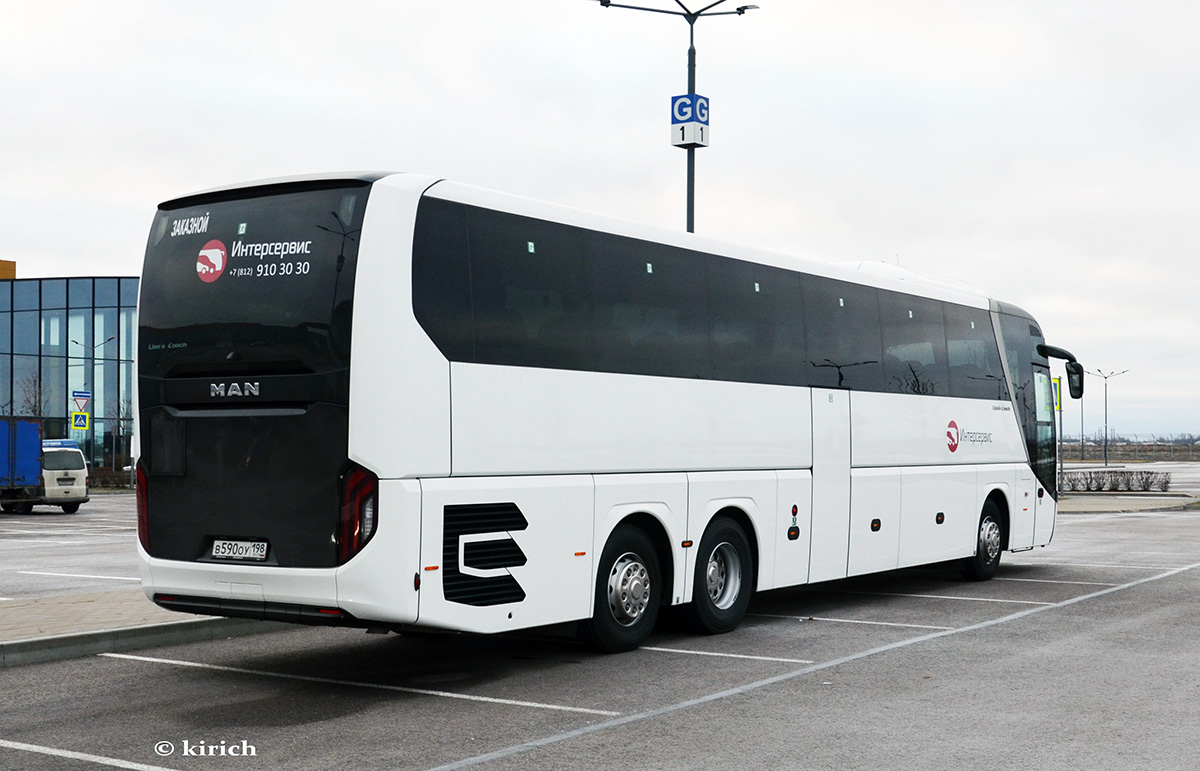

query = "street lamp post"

[
  {"left": 592, "top": 0, "right": 759, "bottom": 233},
  {"left": 1087, "top": 368, "right": 1128, "bottom": 466}
]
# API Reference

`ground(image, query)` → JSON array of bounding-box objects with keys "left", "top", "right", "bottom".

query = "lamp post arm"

[
  {"left": 595, "top": 1, "right": 686, "bottom": 17},
  {"left": 694, "top": 0, "right": 734, "bottom": 14}
]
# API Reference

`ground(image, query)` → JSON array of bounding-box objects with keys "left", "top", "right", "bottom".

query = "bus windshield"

[{"left": 139, "top": 183, "right": 369, "bottom": 379}]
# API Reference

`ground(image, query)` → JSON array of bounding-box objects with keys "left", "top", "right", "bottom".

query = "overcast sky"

[{"left": 2, "top": 1, "right": 1196, "bottom": 437}]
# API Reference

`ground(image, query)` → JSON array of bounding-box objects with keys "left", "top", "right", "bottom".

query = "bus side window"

[
  {"left": 802, "top": 276, "right": 883, "bottom": 391},
  {"left": 412, "top": 198, "right": 474, "bottom": 361}
]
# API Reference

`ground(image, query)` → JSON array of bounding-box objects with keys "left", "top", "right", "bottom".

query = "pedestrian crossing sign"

[{"left": 71, "top": 412, "right": 90, "bottom": 430}]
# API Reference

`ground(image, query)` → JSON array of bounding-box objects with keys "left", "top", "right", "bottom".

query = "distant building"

[{"left": 0, "top": 277, "right": 138, "bottom": 476}]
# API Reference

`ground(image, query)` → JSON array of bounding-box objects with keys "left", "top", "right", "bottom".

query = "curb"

[
  {"left": 1056, "top": 496, "right": 1200, "bottom": 515},
  {"left": 0, "top": 617, "right": 290, "bottom": 669}
]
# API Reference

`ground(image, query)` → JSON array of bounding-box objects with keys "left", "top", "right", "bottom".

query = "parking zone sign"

[
  {"left": 670, "top": 93, "right": 710, "bottom": 148},
  {"left": 72, "top": 412, "right": 90, "bottom": 430}
]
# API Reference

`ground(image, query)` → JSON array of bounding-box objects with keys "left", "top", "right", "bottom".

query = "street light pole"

[
  {"left": 1087, "top": 368, "right": 1129, "bottom": 466},
  {"left": 592, "top": 0, "right": 759, "bottom": 233}
]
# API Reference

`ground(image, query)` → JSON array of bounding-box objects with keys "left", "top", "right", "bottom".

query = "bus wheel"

[
  {"left": 962, "top": 501, "right": 1003, "bottom": 581},
  {"left": 582, "top": 525, "right": 661, "bottom": 653},
  {"left": 14, "top": 502, "right": 33, "bottom": 515},
  {"left": 687, "top": 517, "right": 753, "bottom": 634},
  {"left": 61, "top": 503, "right": 80, "bottom": 514}
]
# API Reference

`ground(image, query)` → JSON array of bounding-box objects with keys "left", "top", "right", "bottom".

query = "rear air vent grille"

[{"left": 442, "top": 502, "right": 528, "bottom": 607}]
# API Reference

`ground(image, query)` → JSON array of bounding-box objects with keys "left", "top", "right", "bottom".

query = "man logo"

[
  {"left": 197, "top": 240, "right": 227, "bottom": 284},
  {"left": 210, "top": 382, "right": 260, "bottom": 398},
  {"left": 947, "top": 420, "right": 960, "bottom": 453},
  {"left": 442, "top": 503, "right": 528, "bottom": 606}
]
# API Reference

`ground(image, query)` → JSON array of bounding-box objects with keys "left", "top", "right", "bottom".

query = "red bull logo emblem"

[
  {"left": 196, "top": 240, "right": 227, "bottom": 283},
  {"left": 946, "top": 420, "right": 960, "bottom": 452}
]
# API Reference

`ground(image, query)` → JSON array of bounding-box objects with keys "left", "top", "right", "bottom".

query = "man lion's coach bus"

[{"left": 136, "top": 173, "right": 1084, "bottom": 652}]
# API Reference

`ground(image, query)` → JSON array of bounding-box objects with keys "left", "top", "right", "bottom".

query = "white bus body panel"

[
  {"left": 417, "top": 475, "right": 593, "bottom": 634},
  {"left": 1012, "top": 468, "right": 1037, "bottom": 549},
  {"left": 772, "top": 470, "right": 814, "bottom": 588},
  {"left": 809, "top": 388, "right": 852, "bottom": 583},
  {"left": 1034, "top": 487, "right": 1056, "bottom": 546},
  {"left": 335, "top": 478, "right": 423, "bottom": 624},
  {"left": 897, "top": 467, "right": 979, "bottom": 567},
  {"left": 850, "top": 392, "right": 1025, "bottom": 468},
  {"left": 449, "top": 364, "right": 811, "bottom": 477},
  {"left": 349, "top": 175, "right": 451, "bottom": 480},
  {"left": 848, "top": 468, "right": 902, "bottom": 577}
]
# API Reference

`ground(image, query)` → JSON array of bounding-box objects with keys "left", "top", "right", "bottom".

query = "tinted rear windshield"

[
  {"left": 44, "top": 450, "right": 86, "bottom": 470},
  {"left": 139, "top": 182, "right": 370, "bottom": 378}
]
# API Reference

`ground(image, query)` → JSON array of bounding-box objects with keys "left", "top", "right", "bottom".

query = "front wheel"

[
  {"left": 686, "top": 517, "right": 754, "bottom": 634},
  {"left": 961, "top": 501, "right": 1003, "bottom": 581},
  {"left": 581, "top": 524, "right": 662, "bottom": 653}
]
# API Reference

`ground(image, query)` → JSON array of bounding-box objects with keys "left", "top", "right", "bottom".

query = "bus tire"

[
  {"left": 961, "top": 500, "right": 1003, "bottom": 581},
  {"left": 686, "top": 517, "right": 753, "bottom": 634},
  {"left": 14, "top": 502, "right": 33, "bottom": 515},
  {"left": 581, "top": 524, "right": 662, "bottom": 653},
  {"left": 61, "top": 503, "right": 80, "bottom": 514}
]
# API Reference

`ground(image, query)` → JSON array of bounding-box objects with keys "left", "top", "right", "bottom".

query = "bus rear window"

[{"left": 139, "top": 183, "right": 369, "bottom": 379}]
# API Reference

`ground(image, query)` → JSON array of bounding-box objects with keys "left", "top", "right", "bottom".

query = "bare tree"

[{"left": 16, "top": 370, "right": 46, "bottom": 416}]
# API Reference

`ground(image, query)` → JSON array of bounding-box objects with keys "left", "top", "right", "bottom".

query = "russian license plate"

[{"left": 211, "top": 539, "right": 268, "bottom": 561}]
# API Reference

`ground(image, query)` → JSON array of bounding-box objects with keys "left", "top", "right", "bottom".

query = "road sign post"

[
  {"left": 72, "top": 390, "right": 91, "bottom": 414},
  {"left": 71, "top": 390, "right": 92, "bottom": 435}
]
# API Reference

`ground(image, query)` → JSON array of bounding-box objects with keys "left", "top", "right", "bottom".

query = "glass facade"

[{"left": 0, "top": 277, "right": 138, "bottom": 480}]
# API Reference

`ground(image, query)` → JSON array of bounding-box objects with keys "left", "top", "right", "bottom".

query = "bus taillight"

[
  {"left": 136, "top": 462, "right": 149, "bottom": 552},
  {"left": 338, "top": 463, "right": 379, "bottom": 565}
]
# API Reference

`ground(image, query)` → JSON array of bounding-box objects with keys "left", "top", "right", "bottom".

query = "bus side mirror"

[{"left": 1065, "top": 361, "right": 1084, "bottom": 399}]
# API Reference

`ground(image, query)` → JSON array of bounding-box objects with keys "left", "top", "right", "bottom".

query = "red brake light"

[
  {"left": 337, "top": 463, "right": 378, "bottom": 565},
  {"left": 136, "top": 462, "right": 149, "bottom": 552}
]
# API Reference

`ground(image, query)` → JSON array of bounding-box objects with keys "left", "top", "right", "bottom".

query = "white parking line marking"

[
  {"left": 642, "top": 646, "right": 813, "bottom": 664},
  {"left": 749, "top": 613, "right": 954, "bottom": 631},
  {"left": 433, "top": 561, "right": 1200, "bottom": 770},
  {"left": 1034, "top": 561, "right": 1182, "bottom": 570},
  {"left": 99, "top": 653, "right": 620, "bottom": 717},
  {"left": 994, "top": 577, "right": 1118, "bottom": 587},
  {"left": 18, "top": 571, "right": 140, "bottom": 582},
  {"left": 821, "top": 590, "right": 1053, "bottom": 606},
  {"left": 0, "top": 738, "right": 176, "bottom": 771}
]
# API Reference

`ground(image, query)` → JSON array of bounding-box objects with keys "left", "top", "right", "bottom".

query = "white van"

[{"left": 42, "top": 440, "right": 90, "bottom": 513}]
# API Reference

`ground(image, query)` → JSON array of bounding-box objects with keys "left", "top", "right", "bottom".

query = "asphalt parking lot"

[{"left": 3, "top": 492, "right": 1199, "bottom": 770}]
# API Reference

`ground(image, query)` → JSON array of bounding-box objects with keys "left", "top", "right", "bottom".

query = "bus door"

[
  {"left": 1031, "top": 364, "right": 1058, "bottom": 544},
  {"left": 809, "top": 388, "right": 851, "bottom": 583}
]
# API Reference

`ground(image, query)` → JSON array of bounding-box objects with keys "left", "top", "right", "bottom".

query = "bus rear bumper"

[
  {"left": 151, "top": 593, "right": 366, "bottom": 627},
  {"left": 138, "top": 545, "right": 419, "bottom": 628},
  {"left": 139, "top": 552, "right": 341, "bottom": 618}
]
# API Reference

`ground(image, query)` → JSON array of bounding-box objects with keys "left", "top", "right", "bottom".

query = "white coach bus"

[{"left": 136, "top": 173, "right": 1084, "bottom": 652}]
